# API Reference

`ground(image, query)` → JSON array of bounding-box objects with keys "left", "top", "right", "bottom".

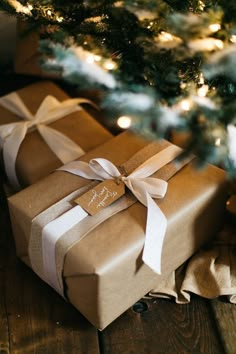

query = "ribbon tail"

[
  {"left": 37, "top": 125, "right": 85, "bottom": 164},
  {"left": 142, "top": 193, "right": 167, "bottom": 274},
  {"left": 35, "top": 97, "right": 98, "bottom": 124},
  {"left": 3, "top": 123, "right": 28, "bottom": 190},
  {"left": 0, "top": 122, "right": 21, "bottom": 148}
]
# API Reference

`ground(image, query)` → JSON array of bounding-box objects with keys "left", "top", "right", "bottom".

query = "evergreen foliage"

[{"left": 1, "top": 0, "right": 236, "bottom": 173}]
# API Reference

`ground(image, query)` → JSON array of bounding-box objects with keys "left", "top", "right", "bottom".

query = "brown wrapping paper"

[
  {"left": 8, "top": 131, "right": 228, "bottom": 329},
  {"left": 14, "top": 20, "right": 54, "bottom": 77},
  {"left": 150, "top": 226, "right": 236, "bottom": 304},
  {"left": 0, "top": 80, "right": 112, "bottom": 188}
]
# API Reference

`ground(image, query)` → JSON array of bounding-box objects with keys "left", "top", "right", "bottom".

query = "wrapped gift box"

[
  {"left": 8, "top": 131, "right": 228, "bottom": 329},
  {"left": 0, "top": 80, "right": 112, "bottom": 189},
  {"left": 14, "top": 20, "right": 53, "bottom": 77}
]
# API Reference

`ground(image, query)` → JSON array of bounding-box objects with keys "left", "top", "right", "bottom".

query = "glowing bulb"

[
  {"left": 180, "top": 99, "right": 191, "bottom": 111},
  {"left": 197, "top": 85, "right": 209, "bottom": 97},
  {"left": 56, "top": 16, "right": 64, "bottom": 22},
  {"left": 215, "top": 137, "right": 221, "bottom": 146},
  {"left": 198, "top": 0, "right": 205, "bottom": 10},
  {"left": 209, "top": 24, "right": 221, "bottom": 33},
  {"left": 159, "top": 31, "right": 175, "bottom": 42},
  {"left": 27, "top": 4, "right": 33, "bottom": 10},
  {"left": 230, "top": 35, "right": 236, "bottom": 43},
  {"left": 94, "top": 55, "right": 102, "bottom": 62},
  {"left": 86, "top": 54, "right": 95, "bottom": 64},
  {"left": 104, "top": 61, "right": 116, "bottom": 70},
  {"left": 198, "top": 73, "right": 205, "bottom": 85},
  {"left": 117, "top": 116, "right": 132, "bottom": 129},
  {"left": 215, "top": 40, "right": 224, "bottom": 50},
  {"left": 47, "top": 10, "right": 52, "bottom": 16}
]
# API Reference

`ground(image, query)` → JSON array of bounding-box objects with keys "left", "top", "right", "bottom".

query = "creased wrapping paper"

[
  {"left": 8, "top": 131, "right": 228, "bottom": 329},
  {"left": 150, "top": 226, "right": 236, "bottom": 303},
  {"left": 0, "top": 80, "right": 112, "bottom": 188}
]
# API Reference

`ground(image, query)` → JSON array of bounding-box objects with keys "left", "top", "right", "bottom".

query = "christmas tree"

[{"left": 1, "top": 0, "right": 236, "bottom": 174}]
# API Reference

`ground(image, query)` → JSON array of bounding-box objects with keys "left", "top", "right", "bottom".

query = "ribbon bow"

[
  {"left": 0, "top": 92, "right": 94, "bottom": 189},
  {"left": 59, "top": 144, "right": 181, "bottom": 273}
]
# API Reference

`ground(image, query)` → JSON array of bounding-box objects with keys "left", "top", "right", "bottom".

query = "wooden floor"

[{"left": 0, "top": 72, "right": 236, "bottom": 353}]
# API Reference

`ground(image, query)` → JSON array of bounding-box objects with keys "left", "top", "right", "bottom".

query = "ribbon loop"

[{"left": 0, "top": 92, "right": 94, "bottom": 189}]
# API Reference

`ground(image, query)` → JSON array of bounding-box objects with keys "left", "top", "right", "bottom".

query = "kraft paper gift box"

[
  {"left": 8, "top": 131, "right": 228, "bottom": 329},
  {"left": 14, "top": 20, "right": 54, "bottom": 77},
  {"left": 0, "top": 80, "right": 112, "bottom": 190}
]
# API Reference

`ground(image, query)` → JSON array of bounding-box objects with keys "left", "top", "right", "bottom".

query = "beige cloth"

[{"left": 149, "top": 226, "right": 236, "bottom": 303}]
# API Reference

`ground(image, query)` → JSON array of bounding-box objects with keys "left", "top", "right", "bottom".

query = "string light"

[
  {"left": 117, "top": 116, "right": 132, "bottom": 129},
  {"left": 198, "top": 0, "right": 206, "bottom": 11},
  {"left": 103, "top": 60, "right": 116, "bottom": 70},
  {"left": 179, "top": 99, "right": 192, "bottom": 111},
  {"left": 188, "top": 38, "right": 224, "bottom": 51},
  {"left": 230, "top": 35, "right": 236, "bottom": 43},
  {"left": 56, "top": 16, "right": 64, "bottom": 23},
  {"left": 156, "top": 31, "right": 182, "bottom": 48},
  {"left": 197, "top": 85, "right": 209, "bottom": 97},
  {"left": 215, "top": 137, "right": 221, "bottom": 146},
  {"left": 198, "top": 73, "right": 205, "bottom": 85},
  {"left": 147, "top": 22, "right": 154, "bottom": 29},
  {"left": 94, "top": 55, "right": 102, "bottom": 62},
  {"left": 209, "top": 24, "right": 221, "bottom": 33}
]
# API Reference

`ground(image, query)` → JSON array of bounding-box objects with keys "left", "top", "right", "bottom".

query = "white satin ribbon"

[
  {"left": 0, "top": 92, "right": 95, "bottom": 189},
  {"left": 54, "top": 144, "right": 182, "bottom": 274}
]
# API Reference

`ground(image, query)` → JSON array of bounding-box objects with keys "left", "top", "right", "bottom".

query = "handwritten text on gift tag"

[{"left": 74, "top": 179, "right": 125, "bottom": 215}]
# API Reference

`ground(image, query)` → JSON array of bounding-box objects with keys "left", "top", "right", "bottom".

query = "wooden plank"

[
  {"left": 211, "top": 299, "right": 236, "bottom": 354},
  {"left": 0, "top": 183, "right": 100, "bottom": 354},
  {"left": 0, "top": 181, "right": 10, "bottom": 354},
  {"left": 100, "top": 297, "right": 225, "bottom": 354},
  {"left": 0, "top": 260, "right": 9, "bottom": 354},
  {"left": 5, "top": 263, "right": 100, "bottom": 354}
]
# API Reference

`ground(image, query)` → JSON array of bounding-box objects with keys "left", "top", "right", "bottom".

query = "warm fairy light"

[
  {"left": 159, "top": 31, "right": 175, "bottom": 42},
  {"left": 198, "top": 0, "right": 206, "bottom": 11},
  {"left": 197, "top": 85, "right": 209, "bottom": 97},
  {"left": 27, "top": 3, "right": 33, "bottom": 11},
  {"left": 47, "top": 10, "right": 52, "bottom": 16},
  {"left": 230, "top": 35, "right": 236, "bottom": 43},
  {"left": 103, "top": 61, "right": 116, "bottom": 70},
  {"left": 117, "top": 116, "right": 132, "bottom": 129},
  {"left": 180, "top": 82, "right": 187, "bottom": 89},
  {"left": 56, "top": 16, "right": 64, "bottom": 23},
  {"left": 180, "top": 99, "right": 192, "bottom": 111},
  {"left": 189, "top": 38, "right": 224, "bottom": 51},
  {"left": 214, "top": 40, "right": 224, "bottom": 50},
  {"left": 156, "top": 31, "right": 182, "bottom": 48},
  {"left": 86, "top": 54, "right": 96, "bottom": 64},
  {"left": 209, "top": 24, "right": 221, "bottom": 33},
  {"left": 215, "top": 137, "right": 221, "bottom": 146},
  {"left": 147, "top": 22, "right": 154, "bottom": 29},
  {"left": 198, "top": 73, "right": 205, "bottom": 85},
  {"left": 94, "top": 55, "right": 102, "bottom": 62}
]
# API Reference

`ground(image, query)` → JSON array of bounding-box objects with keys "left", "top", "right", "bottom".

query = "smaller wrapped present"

[
  {"left": 0, "top": 80, "right": 112, "bottom": 190},
  {"left": 8, "top": 131, "right": 228, "bottom": 329}
]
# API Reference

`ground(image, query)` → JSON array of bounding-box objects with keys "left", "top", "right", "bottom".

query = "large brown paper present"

[
  {"left": 8, "top": 131, "right": 228, "bottom": 329},
  {"left": 14, "top": 20, "right": 54, "bottom": 77},
  {"left": 0, "top": 80, "right": 112, "bottom": 189}
]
